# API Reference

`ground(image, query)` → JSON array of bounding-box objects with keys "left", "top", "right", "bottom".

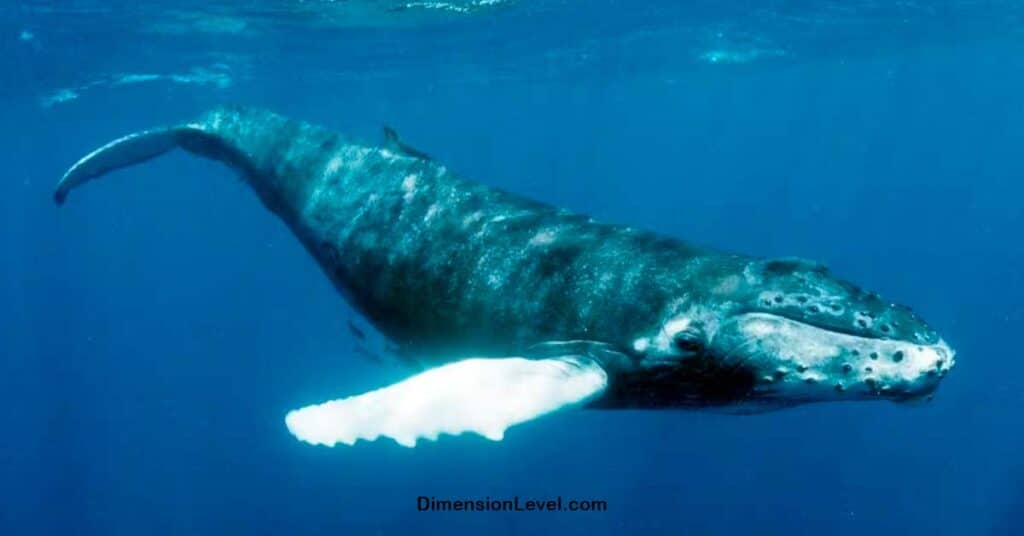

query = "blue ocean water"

[{"left": 2, "top": 1, "right": 1023, "bottom": 534}]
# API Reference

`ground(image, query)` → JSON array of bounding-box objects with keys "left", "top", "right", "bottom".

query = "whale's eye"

[
  {"left": 673, "top": 329, "right": 704, "bottom": 354},
  {"left": 676, "top": 338, "right": 700, "bottom": 352}
]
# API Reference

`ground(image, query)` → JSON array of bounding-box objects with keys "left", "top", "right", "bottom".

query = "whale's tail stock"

[
  {"left": 53, "top": 107, "right": 306, "bottom": 208},
  {"left": 54, "top": 107, "right": 440, "bottom": 210}
]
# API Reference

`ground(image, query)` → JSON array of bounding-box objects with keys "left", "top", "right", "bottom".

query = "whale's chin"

[{"left": 711, "top": 312, "right": 955, "bottom": 405}]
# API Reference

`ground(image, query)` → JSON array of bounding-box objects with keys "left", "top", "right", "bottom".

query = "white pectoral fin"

[{"left": 285, "top": 356, "right": 608, "bottom": 448}]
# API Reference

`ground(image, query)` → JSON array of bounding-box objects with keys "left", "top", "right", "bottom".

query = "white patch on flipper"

[{"left": 285, "top": 356, "right": 608, "bottom": 448}]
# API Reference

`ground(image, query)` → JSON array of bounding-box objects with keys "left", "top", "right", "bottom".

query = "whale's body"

[{"left": 56, "top": 107, "right": 955, "bottom": 447}]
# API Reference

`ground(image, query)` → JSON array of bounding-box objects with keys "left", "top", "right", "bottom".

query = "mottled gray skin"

[
  {"left": 57, "top": 106, "right": 955, "bottom": 409},
  {"left": 200, "top": 109, "right": 701, "bottom": 353}
]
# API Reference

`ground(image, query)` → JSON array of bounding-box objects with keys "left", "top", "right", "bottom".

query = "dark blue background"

[{"left": 2, "top": 2, "right": 1022, "bottom": 534}]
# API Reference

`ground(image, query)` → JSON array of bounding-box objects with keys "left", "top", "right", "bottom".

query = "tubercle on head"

[{"left": 727, "top": 313, "right": 954, "bottom": 403}]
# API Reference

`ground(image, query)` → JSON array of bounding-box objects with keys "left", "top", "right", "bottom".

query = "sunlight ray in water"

[{"left": 39, "top": 64, "right": 235, "bottom": 108}]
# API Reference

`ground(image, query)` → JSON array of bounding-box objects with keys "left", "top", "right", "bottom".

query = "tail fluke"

[
  {"left": 54, "top": 108, "right": 314, "bottom": 212},
  {"left": 54, "top": 127, "right": 202, "bottom": 206}
]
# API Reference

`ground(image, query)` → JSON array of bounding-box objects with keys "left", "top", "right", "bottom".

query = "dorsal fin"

[
  {"left": 382, "top": 125, "right": 400, "bottom": 146},
  {"left": 382, "top": 125, "right": 432, "bottom": 161}
]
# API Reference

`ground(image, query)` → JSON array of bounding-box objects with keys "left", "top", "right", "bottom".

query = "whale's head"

[{"left": 635, "top": 257, "right": 955, "bottom": 409}]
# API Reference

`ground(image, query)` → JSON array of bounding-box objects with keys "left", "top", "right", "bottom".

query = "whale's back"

[{"left": 55, "top": 107, "right": 707, "bottom": 362}]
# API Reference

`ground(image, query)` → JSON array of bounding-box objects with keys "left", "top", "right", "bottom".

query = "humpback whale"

[{"left": 55, "top": 107, "right": 955, "bottom": 447}]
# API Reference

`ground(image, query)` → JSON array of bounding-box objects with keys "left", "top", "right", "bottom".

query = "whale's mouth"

[
  {"left": 768, "top": 309, "right": 891, "bottom": 341},
  {"left": 712, "top": 312, "right": 955, "bottom": 405}
]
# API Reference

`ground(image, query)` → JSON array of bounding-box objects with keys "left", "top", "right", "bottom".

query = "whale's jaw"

[{"left": 710, "top": 312, "right": 954, "bottom": 406}]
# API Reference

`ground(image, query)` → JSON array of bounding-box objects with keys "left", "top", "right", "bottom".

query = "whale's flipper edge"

[
  {"left": 55, "top": 127, "right": 198, "bottom": 205},
  {"left": 285, "top": 355, "right": 609, "bottom": 448}
]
